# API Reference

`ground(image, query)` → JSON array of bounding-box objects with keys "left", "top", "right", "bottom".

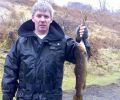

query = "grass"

[
  {"left": 63, "top": 76, "right": 75, "bottom": 90},
  {"left": 98, "top": 48, "right": 120, "bottom": 70},
  {"left": 0, "top": 48, "right": 120, "bottom": 96},
  {"left": 86, "top": 72, "right": 120, "bottom": 86},
  {"left": 0, "top": 94, "right": 2, "bottom": 99},
  {"left": 0, "top": 64, "right": 3, "bottom": 99},
  {"left": 62, "top": 72, "right": 120, "bottom": 90},
  {"left": 63, "top": 48, "right": 120, "bottom": 90}
]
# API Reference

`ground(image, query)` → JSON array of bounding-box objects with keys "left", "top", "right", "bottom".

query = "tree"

[{"left": 98, "top": 0, "right": 107, "bottom": 11}]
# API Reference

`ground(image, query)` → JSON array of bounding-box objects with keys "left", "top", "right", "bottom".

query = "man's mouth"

[{"left": 39, "top": 25, "right": 46, "bottom": 27}]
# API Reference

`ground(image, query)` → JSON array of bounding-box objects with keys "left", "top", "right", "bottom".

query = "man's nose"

[{"left": 40, "top": 16, "right": 45, "bottom": 21}]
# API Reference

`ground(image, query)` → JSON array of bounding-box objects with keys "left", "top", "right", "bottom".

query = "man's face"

[{"left": 32, "top": 11, "right": 53, "bottom": 34}]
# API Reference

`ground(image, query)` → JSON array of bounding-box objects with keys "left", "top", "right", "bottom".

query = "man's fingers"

[
  {"left": 77, "top": 25, "right": 87, "bottom": 38},
  {"left": 80, "top": 25, "right": 86, "bottom": 28},
  {"left": 79, "top": 29, "right": 84, "bottom": 37},
  {"left": 80, "top": 26, "right": 86, "bottom": 29},
  {"left": 79, "top": 26, "right": 86, "bottom": 33},
  {"left": 79, "top": 29, "right": 84, "bottom": 33}
]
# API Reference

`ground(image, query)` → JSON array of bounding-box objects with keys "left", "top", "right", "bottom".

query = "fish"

[{"left": 73, "top": 40, "right": 87, "bottom": 100}]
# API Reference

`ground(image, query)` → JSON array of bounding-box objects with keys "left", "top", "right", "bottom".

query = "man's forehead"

[{"left": 34, "top": 10, "right": 51, "bottom": 15}]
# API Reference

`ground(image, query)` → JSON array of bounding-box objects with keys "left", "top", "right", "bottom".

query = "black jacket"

[{"left": 2, "top": 20, "right": 80, "bottom": 100}]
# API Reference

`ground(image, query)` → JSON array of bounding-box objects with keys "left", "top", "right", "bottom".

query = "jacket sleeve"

[
  {"left": 2, "top": 39, "right": 20, "bottom": 100},
  {"left": 65, "top": 36, "right": 77, "bottom": 64},
  {"left": 83, "top": 39, "right": 92, "bottom": 59},
  {"left": 64, "top": 35, "right": 91, "bottom": 63}
]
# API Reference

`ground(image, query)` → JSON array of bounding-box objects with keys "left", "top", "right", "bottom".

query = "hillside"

[
  {"left": 0, "top": 0, "right": 120, "bottom": 58},
  {"left": 0, "top": 0, "right": 120, "bottom": 72},
  {"left": 0, "top": 0, "right": 120, "bottom": 99}
]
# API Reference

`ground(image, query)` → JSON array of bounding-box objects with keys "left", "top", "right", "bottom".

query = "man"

[{"left": 2, "top": 1, "right": 90, "bottom": 100}]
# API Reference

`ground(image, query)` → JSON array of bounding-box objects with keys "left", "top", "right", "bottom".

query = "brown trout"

[{"left": 73, "top": 41, "right": 87, "bottom": 100}]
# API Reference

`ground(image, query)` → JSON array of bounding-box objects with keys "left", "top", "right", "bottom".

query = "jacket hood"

[{"left": 18, "top": 19, "right": 65, "bottom": 41}]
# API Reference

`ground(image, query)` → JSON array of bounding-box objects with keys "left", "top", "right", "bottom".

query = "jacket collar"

[{"left": 18, "top": 19, "right": 65, "bottom": 41}]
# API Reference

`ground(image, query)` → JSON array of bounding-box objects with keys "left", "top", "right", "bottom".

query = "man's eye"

[
  {"left": 37, "top": 15, "right": 49, "bottom": 18},
  {"left": 44, "top": 15, "right": 49, "bottom": 18},
  {"left": 37, "top": 15, "right": 42, "bottom": 18}
]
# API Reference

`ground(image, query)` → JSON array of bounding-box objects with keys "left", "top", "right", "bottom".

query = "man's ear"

[
  {"left": 50, "top": 19, "right": 53, "bottom": 24},
  {"left": 32, "top": 16, "right": 35, "bottom": 22}
]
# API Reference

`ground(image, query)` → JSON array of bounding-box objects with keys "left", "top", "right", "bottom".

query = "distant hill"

[
  {"left": 0, "top": 0, "right": 120, "bottom": 55},
  {"left": 67, "top": 2, "right": 93, "bottom": 11}
]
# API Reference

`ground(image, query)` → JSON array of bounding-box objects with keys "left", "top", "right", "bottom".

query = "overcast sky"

[{"left": 54, "top": 0, "right": 120, "bottom": 11}]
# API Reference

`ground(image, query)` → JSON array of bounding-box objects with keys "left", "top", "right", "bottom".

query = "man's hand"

[
  {"left": 76, "top": 25, "right": 88, "bottom": 43},
  {"left": 78, "top": 25, "right": 86, "bottom": 38}
]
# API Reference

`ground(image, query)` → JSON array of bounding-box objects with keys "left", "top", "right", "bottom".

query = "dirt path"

[{"left": 63, "top": 82, "right": 120, "bottom": 100}]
